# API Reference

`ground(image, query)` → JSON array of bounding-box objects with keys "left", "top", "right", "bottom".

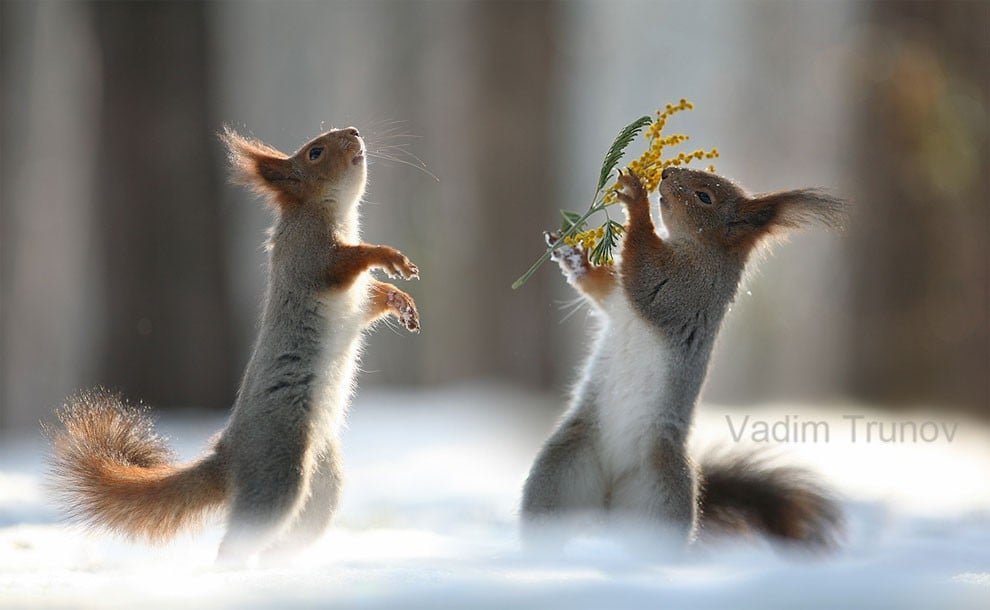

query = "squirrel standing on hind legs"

[
  {"left": 46, "top": 126, "right": 420, "bottom": 564},
  {"left": 522, "top": 167, "right": 845, "bottom": 550}
]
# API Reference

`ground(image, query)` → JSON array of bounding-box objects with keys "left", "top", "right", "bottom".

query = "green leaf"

[
  {"left": 589, "top": 221, "right": 621, "bottom": 266},
  {"left": 596, "top": 115, "right": 652, "bottom": 194},
  {"left": 515, "top": 114, "right": 650, "bottom": 289},
  {"left": 511, "top": 248, "right": 554, "bottom": 290},
  {"left": 559, "top": 209, "right": 586, "bottom": 232}
]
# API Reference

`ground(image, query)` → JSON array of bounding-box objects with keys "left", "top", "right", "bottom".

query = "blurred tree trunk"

[
  {"left": 359, "top": 1, "right": 563, "bottom": 389},
  {"left": 1, "top": 1, "right": 101, "bottom": 429},
  {"left": 89, "top": 2, "right": 234, "bottom": 410},
  {"left": 464, "top": 1, "right": 561, "bottom": 387},
  {"left": 848, "top": 1, "right": 989, "bottom": 414},
  {"left": 210, "top": 2, "right": 564, "bottom": 393}
]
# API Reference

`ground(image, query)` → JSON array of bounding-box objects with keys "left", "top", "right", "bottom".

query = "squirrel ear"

[
  {"left": 727, "top": 189, "right": 845, "bottom": 250},
  {"left": 734, "top": 189, "right": 845, "bottom": 231},
  {"left": 220, "top": 127, "right": 300, "bottom": 208}
]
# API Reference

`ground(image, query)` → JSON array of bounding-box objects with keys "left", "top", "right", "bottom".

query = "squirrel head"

[
  {"left": 222, "top": 127, "right": 367, "bottom": 211},
  {"left": 657, "top": 167, "right": 844, "bottom": 256}
]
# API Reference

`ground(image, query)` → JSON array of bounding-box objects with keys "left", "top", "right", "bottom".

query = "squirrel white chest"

[
  {"left": 590, "top": 291, "right": 673, "bottom": 472},
  {"left": 310, "top": 275, "right": 371, "bottom": 440}
]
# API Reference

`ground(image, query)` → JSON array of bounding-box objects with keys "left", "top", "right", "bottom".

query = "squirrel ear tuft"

[
  {"left": 735, "top": 189, "right": 845, "bottom": 231},
  {"left": 220, "top": 127, "right": 300, "bottom": 208},
  {"left": 728, "top": 189, "right": 845, "bottom": 251}
]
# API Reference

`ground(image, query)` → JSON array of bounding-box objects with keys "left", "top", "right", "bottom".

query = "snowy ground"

[{"left": 1, "top": 385, "right": 988, "bottom": 609}]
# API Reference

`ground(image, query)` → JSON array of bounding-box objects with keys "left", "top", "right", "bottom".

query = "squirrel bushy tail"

[
  {"left": 697, "top": 451, "right": 842, "bottom": 550},
  {"left": 45, "top": 389, "right": 228, "bottom": 543}
]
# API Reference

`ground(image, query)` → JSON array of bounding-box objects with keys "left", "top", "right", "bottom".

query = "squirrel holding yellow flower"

[
  {"left": 522, "top": 167, "right": 844, "bottom": 550},
  {"left": 46, "top": 126, "right": 420, "bottom": 563}
]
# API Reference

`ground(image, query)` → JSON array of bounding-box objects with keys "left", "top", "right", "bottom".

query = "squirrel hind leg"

[
  {"left": 521, "top": 413, "right": 608, "bottom": 544},
  {"left": 218, "top": 490, "right": 306, "bottom": 565},
  {"left": 217, "top": 438, "right": 316, "bottom": 562},
  {"left": 260, "top": 447, "right": 343, "bottom": 563}
]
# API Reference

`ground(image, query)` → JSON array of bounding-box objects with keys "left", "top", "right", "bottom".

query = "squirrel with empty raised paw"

[{"left": 47, "top": 126, "right": 420, "bottom": 564}]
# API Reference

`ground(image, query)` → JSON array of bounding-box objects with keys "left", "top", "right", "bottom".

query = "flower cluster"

[
  {"left": 563, "top": 223, "right": 624, "bottom": 266},
  {"left": 512, "top": 100, "right": 721, "bottom": 289},
  {"left": 563, "top": 226, "right": 605, "bottom": 249},
  {"left": 602, "top": 100, "right": 719, "bottom": 204}
]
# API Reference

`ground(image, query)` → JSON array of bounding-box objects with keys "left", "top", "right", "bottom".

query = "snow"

[{"left": 1, "top": 385, "right": 988, "bottom": 609}]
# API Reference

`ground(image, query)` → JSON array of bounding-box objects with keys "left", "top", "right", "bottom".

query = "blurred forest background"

[{"left": 1, "top": 0, "right": 986, "bottom": 430}]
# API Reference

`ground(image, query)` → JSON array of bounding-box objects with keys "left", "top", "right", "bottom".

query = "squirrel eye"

[
  {"left": 308, "top": 147, "right": 324, "bottom": 161},
  {"left": 695, "top": 191, "right": 713, "bottom": 205}
]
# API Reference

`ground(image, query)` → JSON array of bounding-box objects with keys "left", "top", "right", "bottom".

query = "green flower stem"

[
  {"left": 510, "top": 199, "right": 618, "bottom": 290},
  {"left": 510, "top": 248, "right": 556, "bottom": 291},
  {"left": 512, "top": 114, "right": 652, "bottom": 290}
]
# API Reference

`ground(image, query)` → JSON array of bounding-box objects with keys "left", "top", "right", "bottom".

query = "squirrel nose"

[
  {"left": 662, "top": 167, "right": 678, "bottom": 180},
  {"left": 344, "top": 127, "right": 360, "bottom": 138}
]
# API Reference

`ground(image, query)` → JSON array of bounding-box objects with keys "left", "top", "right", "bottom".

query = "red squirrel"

[
  {"left": 46, "top": 126, "right": 420, "bottom": 563},
  {"left": 522, "top": 167, "right": 844, "bottom": 549}
]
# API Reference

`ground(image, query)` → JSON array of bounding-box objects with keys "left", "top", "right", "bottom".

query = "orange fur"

[
  {"left": 44, "top": 389, "right": 227, "bottom": 543},
  {"left": 46, "top": 126, "right": 420, "bottom": 558},
  {"left": 366, "top": 280, "right": 409, "bottom": 319},
  {"left": 326, "top": 244, "right": 419, "bottom": 290},
  {"left": 222, "top": 126, "right": 367, "bottom": 211},
  {"left": 616, "top": 171, "right": 656, "bottom": 233},
  {"left": 365, "top": 280, "right": 394, "bottom": 321},
  {"left": 643, "top": 167, "right": 844, "bottom": 262},
  {"left": 221, "top": 127, "right": 301, "bottom": 209},
  {"left": 728, "top": 189, "right": 846, "bottom": 257},
  {"left": 616, "top": 171, "right": 676, "bottom": 295},
  {"left": 573, "top": 264, "right": 618, "bottom": 304}
]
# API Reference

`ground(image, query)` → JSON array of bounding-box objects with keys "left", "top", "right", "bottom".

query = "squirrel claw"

[
  {"left": 402, "top": 262, "right": 420, "bottom": 280},
  {"left": 385, "top": 254, "right": 418, "bottom": 281},
  {"left": 546, "top": 230, "right": 579, "bottom": 263},
  {"left": 615, "top": 171, "right": 647, "bottom": 208},
  {"left": 386, "top": 289, "right": 420, "bottom": 333},
  {"left": 549, "top": 240, "right": 590, "bottom": 280},
  {"left": 617, "top": 171, "right": 642, "bottom": 190}
]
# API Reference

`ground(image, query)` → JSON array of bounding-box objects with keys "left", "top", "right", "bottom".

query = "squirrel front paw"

[
  {"left": 615, "top": 171, "right": 650, "bottom": 212},
  {"left": 387, "top": 288, "right": 420, "bottom": 332},
  {"left": 378, "top": 247, "right": 419, "bottom": 280},
  {"left": 545, "top": 231, "right": 590, "bottom": 283}
]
